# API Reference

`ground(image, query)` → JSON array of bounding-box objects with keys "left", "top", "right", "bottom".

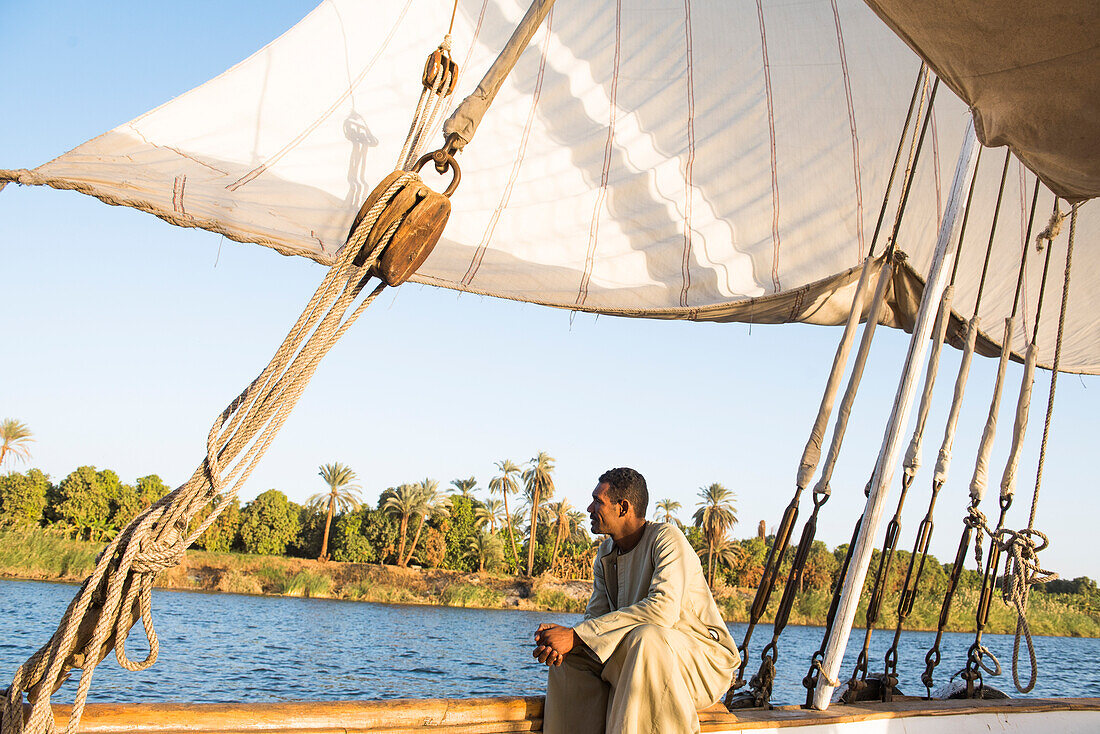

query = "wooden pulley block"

[{"left": 348, "top": 166, "right": 455, "bottom": 287}]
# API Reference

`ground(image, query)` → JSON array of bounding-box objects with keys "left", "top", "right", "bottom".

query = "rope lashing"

[
  {"left": 737, "top": 252, "right": 899, "bottom": 706},
  {"left": 1, "top": 172, "right": 405, "bottom": 734},
  {"left": 1002, "top": 203, "right": 1078, "bottom": 693},
  {"left": 730, "top": 65, "right": 930, "bottom": 709},
  {"left": 1034, "top": 200, "right": 1065, "bottom": 251},
  {"left": 2, "top": 24, "right": 478, "bottom": 734},
  {"left": 961, "top": 198, "right": 1072, "bottom": 699},
  {"left": 921, "top": 176, "right": 1042, "bottom": 696},
  {"left": 798, "top": 75, "right": 942, "bottom": 711}
]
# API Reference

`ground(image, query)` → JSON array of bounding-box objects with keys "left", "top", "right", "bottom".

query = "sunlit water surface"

[{"left": 2, "top": 579, "right": 1098, "bottom": 705}]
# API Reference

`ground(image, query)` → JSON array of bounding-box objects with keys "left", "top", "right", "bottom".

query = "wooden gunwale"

[{"left": 40, "top": 696, "right": 1100, "bottom": 733}]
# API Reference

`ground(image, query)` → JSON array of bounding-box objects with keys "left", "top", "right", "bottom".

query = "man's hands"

[{"left": 533, "top": 623, "right": 579, "bottom": 666}]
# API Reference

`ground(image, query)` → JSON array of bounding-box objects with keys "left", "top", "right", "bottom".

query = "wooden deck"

[{"left": 43, "top": 695, "right": 1100, "bottom": 734}]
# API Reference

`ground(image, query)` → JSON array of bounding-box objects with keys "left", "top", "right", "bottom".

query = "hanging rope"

[
  {"left": 920, "top": 174, "right": 1041, "bottom": 696},
  {"left": 727, "top": 63, "right": 929, "bottom": 706},
  {"left": 1000, "top": 203, "right": 1077, "bottom": 693},
  {"left": 959, "top": 196, "right": 1072, "bottom": 699},
  {"left": 1, "top": 28, "right": 477, "bottom": 734},
  {"left": 0, "top": 175, "right": 404, "bottom": 734},
  {"left": 798, "top": 75, "right": 942, "bottom": 710}
]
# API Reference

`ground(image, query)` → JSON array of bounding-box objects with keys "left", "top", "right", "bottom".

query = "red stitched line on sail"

[
  {"left": 461, "top": 7, "right": 553, "bottom": 286},
  {"left": 830, "top": 0, "right": 864, "bottom": 261},
  {"left": 756, "top": 0, "right": 782, "bottom": 293},
  {"left": 680, "top": 0, "right": 695, "bottom": 308},
  {"left": 931, "top": 106, "right": 942, "bottom": 224},
  {"left": 576, "top": 0, "right": 622, "bottom": 306},
  {"left": 226, "top": 0, "right": 414, "bottom": 191}
]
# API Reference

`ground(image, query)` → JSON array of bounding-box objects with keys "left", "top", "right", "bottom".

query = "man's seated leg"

[
  {"left": 601, "top": 624, "right": 734, "bottom": 734},
  {"left": 545, "top": 648, "right": 610, "bottom": 734}
]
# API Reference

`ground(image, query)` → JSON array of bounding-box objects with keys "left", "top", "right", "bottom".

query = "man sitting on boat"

[{"left": 533, "top": 467, "right": 740, "bottom": 733}]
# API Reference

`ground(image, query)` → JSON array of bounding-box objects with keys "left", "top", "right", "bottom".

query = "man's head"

[{"left": 587, "top": 467, "right": 648, "bottom": 538}]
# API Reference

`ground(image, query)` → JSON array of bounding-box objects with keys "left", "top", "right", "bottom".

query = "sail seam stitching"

[
  {"left": 829, "top": 0, "right": 864, "bottom": 261},
  {"left": 576, "top": 0, "right": 622, "bottom": 306},
  {"left": 680, "top": 0, "right": 696, "bottom": 308},
  {"left": 756, "top": 0, "right": 782, "bottom": 293},
  {"left": 462, "top": 6, "right": 553, "bottom": 286}
]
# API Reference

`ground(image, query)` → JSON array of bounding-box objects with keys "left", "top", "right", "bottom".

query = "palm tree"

[
  {"left": 523, "top": 451, "right": 555, "bottom": 576},
  {"left": 402, "top": 478, "right": 449, "bottom": 567},
  {"left": 465, "top": 530, "right": 503, "bottom": 572},
  {"left": 712, "top": 539, "right": 743, "bottom": 579},
  {"left": 380, "top": 483, "right": 423, "bottom": 566},
  {"left": 0, "top": 419, "right": 34, "bottom": 469},
  {"left": 656, "top": 498, "right": 682, "bottom": 524},
  {"left": 307, "top": 462, "right": 362, "bottom": 561},
  {"left": 693, "top": 483, "right": 738, "bottom": 586},
  {"left": 567, "top": 509, "right": 588, "bottom": 542},
  {"left": 488, "top": 459, "right": 523, "bottom": 567},
  {"left": 545, "top": 500, "right": 576, "bottom": 573},
  {"left": 450, "top": 476, "right": 479, "bottom": 499},
  {"left": 474, "top": 498, "right": 504, "bottom": 534}
]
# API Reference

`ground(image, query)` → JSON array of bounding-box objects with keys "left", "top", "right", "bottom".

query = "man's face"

[{"left": 587, "top": 482, "right": 624, "bottom": 537}]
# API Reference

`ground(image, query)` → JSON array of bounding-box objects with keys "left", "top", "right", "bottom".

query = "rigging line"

[
  {"left": 998, "top": 203, "right": 1077, "bottom": 694},
  {"left": 876, "top": 154, "right": 1020, "bottom": 700},
  {"left": 735, "top": 66, "right": 932, "bottom": 681},
  {"left": 1031, "top": 204, "right": 1077, "bottom": 528},
  {"left": 886, "top": 77, "right": 939, "bottom": 250},
  {"left": 962, "top": 203, "right": 1062, "bottom": 698},
  {"left": 972, "top": 150, "right": 1012, "bottom": 319},
  {"left": 866, "top": 63, "right": 928, "bottom": 260},
  {"left": 947, "top": 146, "right": 985, "bottom": 287},
  {"left": 919, "top": 179, "right": 1042, "bottom": 696},
  {"left": 742, "top": 251, "right": 898, "bottom": 706}
]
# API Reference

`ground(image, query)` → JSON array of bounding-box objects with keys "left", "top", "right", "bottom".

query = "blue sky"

[{"left": 2, "top": 1, "right": 1098, "bottom": 582}]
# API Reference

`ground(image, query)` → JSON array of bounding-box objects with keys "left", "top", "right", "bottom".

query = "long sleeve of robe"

[{"left": 544, "top": 522, "right": 740, "bottom": 734}]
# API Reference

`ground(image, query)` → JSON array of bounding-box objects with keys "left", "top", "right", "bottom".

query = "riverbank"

[{"left": 3, "top": 529, "right": 1099, "bottom": 636}]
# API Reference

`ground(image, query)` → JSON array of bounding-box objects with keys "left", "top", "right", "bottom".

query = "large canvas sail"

[{"left": 4, "top": 0, "right": 1097, "bottom": 371}]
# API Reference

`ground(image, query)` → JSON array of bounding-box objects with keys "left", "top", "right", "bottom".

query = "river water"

[{"left": 2, "top": 579, "right": 1098, "bottom": 705}]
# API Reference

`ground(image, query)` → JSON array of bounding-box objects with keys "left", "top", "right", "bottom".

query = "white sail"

[{"left": 5, "top": 0, "right": 1097, "bottom": 371}]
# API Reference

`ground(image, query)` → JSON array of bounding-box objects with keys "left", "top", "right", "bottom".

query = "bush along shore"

[{"left": 3, "top": 528, "right": 1100, "bottom": 637}]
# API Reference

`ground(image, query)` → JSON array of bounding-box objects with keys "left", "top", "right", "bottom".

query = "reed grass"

[
  {"left": 440, "top": 584, "right": 504, "bottom": 608},
  {"left": 0, "top": 528, "right": 98, "bottom": 579},
  {"left": 280, "top": 570, "right": 333, "bottom": 597}
]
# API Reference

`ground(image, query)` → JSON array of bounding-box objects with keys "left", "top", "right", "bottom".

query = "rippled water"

[{"left": 2, "top": 579, "right": 1098, "bottom": 705}]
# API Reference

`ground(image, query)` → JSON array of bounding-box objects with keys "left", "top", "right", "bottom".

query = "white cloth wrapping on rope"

[
  {"left": 1000, "top": 342, "right": 1039, "bottom": 499},
  {"left": 797, "top": 255, "right": 876, "bottom": 490},
  {"left": 933, "top": 316, "right": 979, "bottom": 485},
  {"left": 968, "top": 317, "right": 1016, "bottom": 501},
  {"left": 813, "top": 255, "right": 896, "bottom": 495},
  {"left": 902, "top": 283, "right": 954, "bottom": 478}
]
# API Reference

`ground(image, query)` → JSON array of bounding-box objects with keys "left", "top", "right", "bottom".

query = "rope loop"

[
  {"left": 966, "top": 505, "right": 987, "bottom": 567},
  {"left": 1035, "top": 200, "right": 1064, "bottom": 251}
]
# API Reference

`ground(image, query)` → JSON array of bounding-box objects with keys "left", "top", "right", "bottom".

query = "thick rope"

[
  {"left": 398, "top": 37, "right": 458, "bottom": 171},
  {"left": 1003, "top": 204, "right": 1077, "bottom": 693},
  {"left": 1, "top": 172, "right": 409, "bottom": 734},
  {"left": 3, "top": 24, "right": 474, "bottom": 731}
]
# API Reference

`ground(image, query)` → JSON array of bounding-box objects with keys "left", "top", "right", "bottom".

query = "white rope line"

[
  {"left": 902, "top": 284, "right": 953, "bottom": 479},
  {"left": 796, "top": 255, "right": 876, "bottom": 490},
  {"left": 812, "top": 255, "right": 896, "bottom": 496}
]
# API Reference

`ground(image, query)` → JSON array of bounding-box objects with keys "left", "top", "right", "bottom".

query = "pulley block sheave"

[{"left": 348, "top": 151, "right": 460, "bottom": 286}]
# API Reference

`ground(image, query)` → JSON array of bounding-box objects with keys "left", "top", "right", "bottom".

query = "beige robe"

[{"left": 545, "top": 522, "right": 739, "bottom": 734}]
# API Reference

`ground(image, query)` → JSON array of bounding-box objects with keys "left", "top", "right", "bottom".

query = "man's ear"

[{"left": 619, "top": 500, "right": 630, "bottom": 517}]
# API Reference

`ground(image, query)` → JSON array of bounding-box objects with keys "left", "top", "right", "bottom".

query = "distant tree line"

[{"left": 2, "top": 458, "right": 1097, "bottom": 608}]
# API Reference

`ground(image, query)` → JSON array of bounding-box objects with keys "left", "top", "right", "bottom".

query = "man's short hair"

[{"left": 599, "top": 467, "right": 648, "bottom": 519}]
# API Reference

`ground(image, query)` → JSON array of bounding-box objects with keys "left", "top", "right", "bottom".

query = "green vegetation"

[{"left": 2, "top": 455, "right": 1099, "bottom": 638}]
